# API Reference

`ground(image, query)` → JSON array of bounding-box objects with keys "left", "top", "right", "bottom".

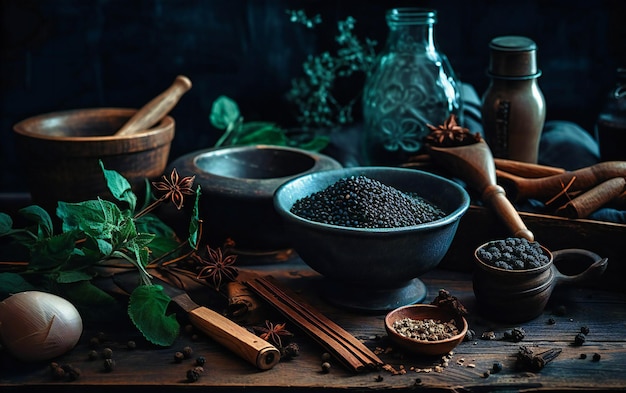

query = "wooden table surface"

[{"left": 1, "top": 254, "right": 625, "bottom": 392}]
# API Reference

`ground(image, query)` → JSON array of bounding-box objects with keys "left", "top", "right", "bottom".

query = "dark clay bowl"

[
  {"left": 13, "top": 108, "right": 175, "bottom": 213},
  {"left": 273, "top": 167, "right": 470, "bottom": 312},
  {"left": 385, "top": 304, "right": 468, "bottom": 356},
  {"left": 166, "top": 145, "right": 341, "bottom": 252}
]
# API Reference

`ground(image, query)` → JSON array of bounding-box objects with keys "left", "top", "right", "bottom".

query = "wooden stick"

[
  {"left": 494, "top": 158, "right": 565, "bottom": 178},
  {"left": 244, "top": 276, "right": 383, "bottom": 372}
]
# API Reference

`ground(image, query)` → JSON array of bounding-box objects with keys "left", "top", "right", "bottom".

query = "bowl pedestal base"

[{"left": 320, "top": 278, "right": 427, "bottom": 313}]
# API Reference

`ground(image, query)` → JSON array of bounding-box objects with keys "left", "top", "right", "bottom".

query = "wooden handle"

[
  {"left": 482, "top": 184, "right": 534, "bottom": 241},
  {"left": 188, "top": 306, "right": 280, "bottom": 370},
  {"left": 115, "top": 75, "right": 192, "bottom": 136}
]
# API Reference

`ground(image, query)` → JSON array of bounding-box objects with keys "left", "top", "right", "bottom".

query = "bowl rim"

[
  {"left": 13, "top": 108, "right": 175, "bottom": 142},
  {"left": 384, "top": 304, "right": 469, "bottom": 348},
  {"left": 273, "top": 166, "right": 470, "bottom": 233}
]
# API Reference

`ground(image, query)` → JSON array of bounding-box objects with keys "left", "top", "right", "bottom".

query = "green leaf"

[
  {"left": 30, "top": 230, "right": 82, "bottom": 270},
  {"left": 58, "top": 199, "right": 124, "bottom": 239},
  {"left": 0, "top": 272, "right": 37, "bottom": 298},
  {"left": 237, "top": 128, "right": 288, "bottom": 146},
  {"left": 0, "top": 212, "right": 13, "bottom": 235},
  {"left": 135, "top": 215, "right": 179, "bottom": 258},
  {"left": 210, "top": 95, "right": 241, "bottom": 130},
  {"left": 56, "top": 269, "right": 95, "bottom": 284},
  {"left": 100, "top": 160, "right": 137, "bottom": 211},
  {"left": 128, "top": 285, "right": 179, "bottom": 346},
  {"left": 19, "top": 205, "right": 53, "bottom": 238},
  {"left": 58, "top": 280, "right": 121, "bottom": 323}
]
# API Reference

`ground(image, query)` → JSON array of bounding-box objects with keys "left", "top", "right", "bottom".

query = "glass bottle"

[
  {"left": 595, "top": 68, "right": 626, "bottom": 162},
  {"left": 481, "top": 36, "right": 545, "bottom": 163},
  {"left": 362, "top": 8, "right": 463, "bottom": 166}
]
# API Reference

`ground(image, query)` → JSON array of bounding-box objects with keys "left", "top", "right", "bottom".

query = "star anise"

[
  {"left": 152, "top": 168, "right": 196, "bottom": 210},
  {"left": 424, "top": 114, "right": 482, "bottom": 147},
  {"left": 253, "top": 320, "right": 294, "bottom": 348},
  {"left": 196, "top": 244, "right": 239, "bottom": 289}
]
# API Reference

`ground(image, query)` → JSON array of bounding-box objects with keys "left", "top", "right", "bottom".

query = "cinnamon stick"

[
  {"left": 555, "top": 177, "right": 626, "bottom": 219},
  {"left": 244, "top": 276, "right": 383, "bottom": 372}
]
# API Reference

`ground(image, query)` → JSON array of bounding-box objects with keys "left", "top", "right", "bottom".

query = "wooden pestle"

[
  {"left": 115, "top": 75, "right": 192, "bottom": 136},
  {"left": 428, "top": 141, "right": 534, "bottom": 241},
  {"left": 497, "top": 161, "right": 626, "bottom": 202}
]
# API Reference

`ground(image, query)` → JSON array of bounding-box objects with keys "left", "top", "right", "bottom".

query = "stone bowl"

[
  {"left": 13, "top": 108, "right": 175, "bottom": 213},
  {"left": 385, "top": 304, "right": 468, "bottom": 356},
  {"left": 273, "top": 166, "right": 470, "bottom": 312},
  {"left": 166, "top": 144, "right": 342, "bottom": 252}
]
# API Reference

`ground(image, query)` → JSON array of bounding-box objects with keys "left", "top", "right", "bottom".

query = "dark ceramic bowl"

[
  {"left": 166, "top": 145, "right": 341, "bottom": 252},
  {"left": 385, "top": 304, "right": 468, "bottom": 356},
  {"left": 273, "top": 167, "right": 470, "bottom": 311}
]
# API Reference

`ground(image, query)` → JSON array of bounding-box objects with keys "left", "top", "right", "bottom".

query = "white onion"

[{"left": 0, "top": 291, "right": 83, "bottom": 362}]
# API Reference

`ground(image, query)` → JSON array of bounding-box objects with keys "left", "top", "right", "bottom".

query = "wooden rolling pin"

[{"left": 115, "top": 75, "right": 192, "bottom": 136}]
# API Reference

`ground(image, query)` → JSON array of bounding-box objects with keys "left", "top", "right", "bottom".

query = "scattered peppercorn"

[
  {"left": 321, "top": 362, "right": 331, "bottom": 373},
  {"left": 174, "top": 351, "right": 185, "bottom": 363},
  {"left": 492, "top": 361, "right": 503, "bottom": 373},
  {"left": 374, "top": 375, "right": 384, "bottom": 382},
  {"left": 574, "top": 333, "right": 586, "bottom": 346},
  {"left": 186, "top": 366, "right": 204, "bottom": 382},
  {"left": 103, "top": 358, "right": 116, "bottom": 372},
  {"left": 579, "top": 353, "right": 587, "bottom": 359},
  {"left": 464, "top": 329, "right": 476, "bottom": 341},
  {"left": 88, "top": 349, "right": 98, "bottom": 360},
  {"left": 182, "top": 346, "right": 193, "bottom": 359},
  {"left": 195, "top": 356, "right": 206, "bottom": 366},
  {"left": 62, "top": 364, "right": 81, "bottom": 381},
  {"left": 281, "top": 342, "right": 300, "bottom": 360},
  {"left": 321, "top": 352, "right": 332, "bottom": 362},
  {"left": 580, "top": 326, "right": 590, "bottom": 335},
  {"left": 547, "top": 318, "right": 556, "bottom": 325},
  {"left": 127, "top": 340, "right": 136, "bottom": 350},
  {"left": 50, "top": 364, "right": 66, "bottom": 380},
  {"left": 503, "top": 327, "right": 525, "bottom": 342},
  {"left": 290, "top": 176, "right": 446, "bottom": 228},
  {"left": 482, "top": 370, "right": 490, "bottom": 378},
  {"left": 102, "top": 347, "right": 113, "bottom": 359},
  {"left": 592, "top": 353, "right": 601, "bottom": 361},
  {"left": 414, "top": 378, "right": 422, "bottom": 386}
]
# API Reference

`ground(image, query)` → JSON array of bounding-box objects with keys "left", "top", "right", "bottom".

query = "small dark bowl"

[
  {"left": 385, "top": 304, "right": 468, "bottom": 356},
  {"left": 273, "top": 167, "right": 470, "bottom": 311},
  {"left": 166, "top": 145, "right": 341, "bottom": 252}
]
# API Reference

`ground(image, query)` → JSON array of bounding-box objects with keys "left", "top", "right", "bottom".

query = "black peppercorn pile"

[
  {"left": 477, "top": 237, "right": 550, "bottom": 270},
  {"left": 290, "top": 176, "right": 446, "bottom": 228}
]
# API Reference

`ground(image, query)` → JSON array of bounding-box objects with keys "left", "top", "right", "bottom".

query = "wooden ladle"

[
  {"left": 428, "top": 140, "right": 534, "bottom": 241},
  {"left": 114, "top": 75, "right": 192, "bottom": 136}
]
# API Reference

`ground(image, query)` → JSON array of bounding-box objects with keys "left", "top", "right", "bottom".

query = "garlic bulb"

[{"left": 0, "top": 291, "right": 83, "bottom": 362}]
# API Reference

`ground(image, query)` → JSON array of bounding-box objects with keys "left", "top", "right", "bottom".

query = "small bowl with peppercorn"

[
  {"left": 473, "top": 237, "right": 608, "bottom": 323},
  {"left": 273, "top": 166, "right": 470, "bottom": 312},
  {"left": 384, "top": 303, "right": 468, "bottom": 357}
]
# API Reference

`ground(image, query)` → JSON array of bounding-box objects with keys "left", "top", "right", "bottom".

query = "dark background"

[{"left": 1, "top": 0, "right": 625, "bottom": 193}]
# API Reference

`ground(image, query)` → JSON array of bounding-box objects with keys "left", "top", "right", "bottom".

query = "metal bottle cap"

[{"left": 488, "top": 36, "right": 542, "bottom": 80}]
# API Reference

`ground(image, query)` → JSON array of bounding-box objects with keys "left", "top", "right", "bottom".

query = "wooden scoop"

[
  {"left": 428, "top": 141, "right": 534, "bottom": 241},
  {"left": 114, "top": 75, "right": 192, "bottom": 136}
]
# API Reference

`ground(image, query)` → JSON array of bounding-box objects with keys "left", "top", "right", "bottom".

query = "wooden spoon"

[
  {"left": 428, "top": 141, "right": 534, "bottom": 241},
  {"left": 114, "top": 75, "right": 192, "bottom": 136}
]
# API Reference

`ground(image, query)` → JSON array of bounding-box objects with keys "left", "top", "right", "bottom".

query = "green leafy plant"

[
  {"left": 0, "top": 161, "right": 202, "bottom": 346},
  {"left": 286, "top": 11, "right": 378, "bottom": 129},
  {"left": 210, "top": 95, "right": 329, "bottom": 152}
]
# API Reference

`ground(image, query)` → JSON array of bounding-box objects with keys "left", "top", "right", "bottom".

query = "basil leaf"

[
  {"left": 30, "top": 230, "right": 82, "bottom": 270},
  {"left": 0, "top": 213, "right": 12, "bottom": 235},
  {"left": 100, "top": 160, "right": 137, "bottom": 211},
  {"left": 0, "top": 272, "right": 37, "bottom": 298},
  {"left": 128, "top": 284, "right": 179, "bottom": 346},
  {"left": 18, "top": 205, "right": 53, "bottom": 238},
  {"left": 210, "top": 95, "right": 241, "bottom": 130},
  {"left": 188, "top": 186, "right": 202, "bottom": 250}
]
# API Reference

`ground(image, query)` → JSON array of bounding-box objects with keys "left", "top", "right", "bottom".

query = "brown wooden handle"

[
  {"left": 115, "top": 75, "right": 192, "bottom": 136},
  {"left": 188, "top": 306, "right": 280, "bottom": 370},
  {"left": 482, "top": 184, "right": 534, "bottom": 241},
  {"left": 551, "top": 249, "right": 607, "bottom": 286}
]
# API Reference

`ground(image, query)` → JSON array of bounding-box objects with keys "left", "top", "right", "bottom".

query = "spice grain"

[{"left": 392, "top": 318, "right": 459, "bottom": 341}]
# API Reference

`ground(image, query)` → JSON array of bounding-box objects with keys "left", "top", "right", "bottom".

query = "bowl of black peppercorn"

[{"left": 273, "top": 166, "right": 470, "bottom": 312}]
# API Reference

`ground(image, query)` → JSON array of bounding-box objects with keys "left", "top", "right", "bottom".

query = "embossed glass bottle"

[{"left": 362, "top": 8, "right": 463, "bottom": 166}]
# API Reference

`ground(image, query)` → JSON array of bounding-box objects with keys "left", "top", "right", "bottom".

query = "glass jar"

[
  {"left": 481, "top": 36, "right": 545, "bottom": 164},
  {"left": 595, "top": 68, "right": 626, "bottom": 162},
  {"left": 362, "top": 8, "right": 463, "bottom": 166}
]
